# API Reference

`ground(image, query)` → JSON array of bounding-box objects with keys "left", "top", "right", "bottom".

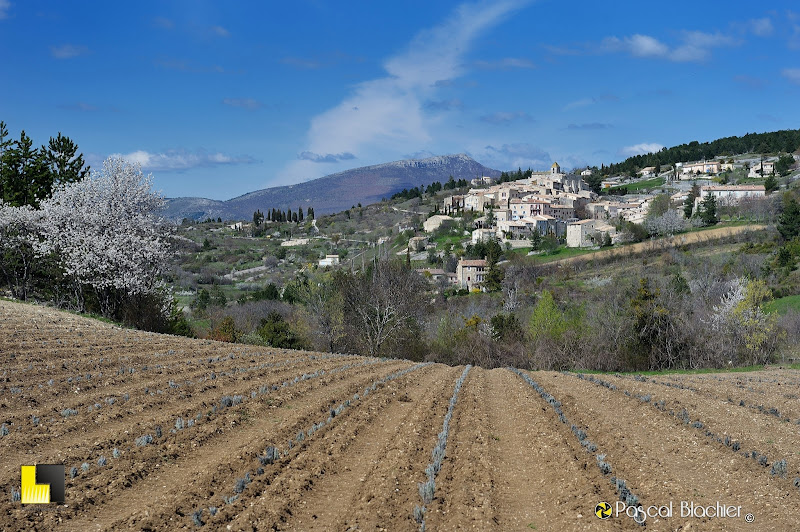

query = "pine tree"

[
  {"left": 764, "top": 174, "right": 778, "bottom": 194},
  {"left": 683, "top": 191, "right": 695, "bottom": 218},
  {"left": 0, "top": 121, "right": 11, "bottom": 201},
  {"left": 699, "top": 193, "right": 718, "bottom": 226},
  {"left": 44, "top": 133, "right": 89, "bottom": 188},
  {"left": 777, "top": 195, "right": 800, "bottom": 240},
  {"left": 530, "top": 230, "right": 542, "bottom": 250},
  {"left": 1, "top": 131, "right": 50, "bottom": 207}
]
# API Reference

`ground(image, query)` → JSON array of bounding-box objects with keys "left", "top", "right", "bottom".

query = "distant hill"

[
  {"left": 163, "top": 154, "right": 501, "bottom": 221},
  {"left": 604, "top": 128, "right": 800, "bottom": 176}
]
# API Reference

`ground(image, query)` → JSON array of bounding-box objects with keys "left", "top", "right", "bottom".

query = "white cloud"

[
  {"left": 749, "top": 17, "right": 773, "bottom": 37},
  {"left": 107, "top": 149, "right": 257, "bottom": 172},
  {"left": 602, "top": 34, "right": 669, "bottom": 58},
  {"left": 0, "top": 0, "right": 10, "bottom": 19},
  {"left": 478, "top": 143, "right": 551, "bottom": 170},
  {"left": 281, "top": 56, "right": 322, "bottom": 69},
  {"left": 600, "top": 31, "right": 735, "bottom": 62},
  {"left": 50, "top": 44, "right": 89, "bottom": 59},
  {"left": 479, "top": 111, "right": 533, "bottom": 124},
  {"left": 782, "top": 68, "right": 800, "bottom": 85},
  {"left": 405, "top": 150, "right": 438, "bottom": 160},
  {"left": 619, "top": 143, "right": 664, "bottom": 157},
  {"left": 223, "top": 98, "right": 263, "bottom": 110},
  {"left": 423, "top": 98, "right": 463, "bottom": 111},
  {"left": 563, "top": 97, "right": 595, "bottom": 110},
  {"left": 473, "top": 57, "right": 535, "bottom": 69},
  {"left": 563, "top": 93, "right": 617, "bottom": 111},
  {"left": 210, "top": 25, "right": 229, "bottom": 37},
  {"left": 59, "top": 102, "right": 99, "bottom": 112},
  {"left": 567, "top": 123, "right": 612, "bottom": 130},
  {"left": 790, "top": 11, "right": 800, "bottom": 49},
  {"left": 297, "top": 151, "right": 356, "bottom": 163},
  {"left": 153, "top": 17, "right": 174, "bottom": 29},
  {"left": 278, "top": 0, "right": 528, "bottom": 184}
]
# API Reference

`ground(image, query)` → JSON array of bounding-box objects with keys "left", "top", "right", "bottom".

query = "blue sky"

[{"left": 2, "top": 1, "right": 800, "bottom": 200}]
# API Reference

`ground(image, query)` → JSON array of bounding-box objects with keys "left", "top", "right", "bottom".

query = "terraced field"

[{"left": 1, "top": 300, "right": 799, "bottom": 531}]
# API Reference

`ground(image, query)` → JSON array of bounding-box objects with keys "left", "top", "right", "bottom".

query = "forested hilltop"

[{"left": 601, "top": 129, "right": 800, "bottom": 176}]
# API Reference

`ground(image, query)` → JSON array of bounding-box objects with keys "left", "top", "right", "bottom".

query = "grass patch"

[
  {"left": 431, "top": 234, "right": 467, "bottom": 247},
  {"left": 533, "top": 246, "right": 598, "bottom": 263},
  {"left": 764, "top": 295, "right": 800, "bottom": 315},
  {"left": 608, "top": 176, "right": 666, "bottom": 192}
]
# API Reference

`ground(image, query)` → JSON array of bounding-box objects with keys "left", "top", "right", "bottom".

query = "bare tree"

[{"left": 338, "top": 260, "right": 428, "bottom": 357}]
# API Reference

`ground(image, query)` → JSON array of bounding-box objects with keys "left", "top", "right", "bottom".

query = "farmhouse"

[
  {"left": 566, "top": 219, "right": 617, "bottom": 248},
  {"left": 638, "top": 166, "right": 656, "bottom": 178},
  {"left": 318, "top": 255, "right": 340, "bottom": 267},
  {"left": 470, "top": 176, "right": 495, "bottom": 187},
  {"left": 408, "top": 236, "right": 428, "bottom": 251},
  {"left": 415, "top": 268, "right": 457, "bottom": 285},
  {"left": 456, "top": 259, "right": 486, "bottom": 291},
  {"left": 423, "top": 215, "right": 454, "bottom": 233},
  {"left": 471, "top": 228, "right": 496, "bottom": 244},
  {"left": 748, "top": 160, "right": 775, "bottom": 178},
  {"left": 698, "top": 184, "right": 766, "bottom": 206},
  {"left": 679, "top": 160, "right": 721, "bottom": 176},
  {"left": 510, "top": 197, "right": 552, "bottom": 219}
]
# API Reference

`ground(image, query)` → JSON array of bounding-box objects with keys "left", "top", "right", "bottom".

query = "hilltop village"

[{"left": 409, "top": 159, "right": 770, "bottom": 289}]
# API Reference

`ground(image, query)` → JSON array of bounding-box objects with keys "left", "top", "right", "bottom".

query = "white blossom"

[
  {"left": 644, "top": 209, "right": 688, "bottom": 237},
  {"left": 0, "top": 202, "right": 45, "bottom": 299},
  {"left": 39, "top": 157, "right": 171, "bottom": 303}
]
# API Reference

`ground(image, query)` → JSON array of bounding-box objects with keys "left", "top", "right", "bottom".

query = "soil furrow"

[
  {"left": 278, "top": 364, "right": 460, "bottom": 531},
  {"left": 12, "top": 360, "right": 408, "bottom": 531},
  {"left": 535, "top": 371, "right": 800, "bottom": 531}
]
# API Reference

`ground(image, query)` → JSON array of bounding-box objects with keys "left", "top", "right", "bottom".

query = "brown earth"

[{"left": 1, "top": 299, "right": 799, "bottom": 531}]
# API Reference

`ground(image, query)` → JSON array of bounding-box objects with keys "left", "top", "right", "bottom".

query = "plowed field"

[{"left": 1, "top": 300, "right": 798, "bottom": 531}]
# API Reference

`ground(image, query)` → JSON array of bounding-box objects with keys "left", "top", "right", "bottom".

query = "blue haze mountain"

[{"left": 162, "top": 154, "right": 500, "bottom": 221}]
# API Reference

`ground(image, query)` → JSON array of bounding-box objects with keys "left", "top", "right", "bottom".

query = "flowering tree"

[
  {"left": 644, "top": 209, "right": 688, "bottom": 237},
  {"left": 0, "top": 203, "right": 44, "bottom": 299},
  {"left": 39, "top": 157, "right": 171, "bottom": 316},
  {"left": 708, "top": 278, "right": 780, "bottom": 364}
]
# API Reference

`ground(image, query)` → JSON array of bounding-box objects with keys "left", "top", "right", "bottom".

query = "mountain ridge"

[{"left": 163, "top": 153, "right": 500, "bottom": 221}]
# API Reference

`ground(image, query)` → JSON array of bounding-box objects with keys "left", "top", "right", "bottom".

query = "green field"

[
  {"left": 608, "top": 176, "right": 666, "bottom": 192},
  {"left": 764, "top": 294, "right": 800, "bottom": 315}
]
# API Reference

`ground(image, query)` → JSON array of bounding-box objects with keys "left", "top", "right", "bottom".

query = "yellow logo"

[
  {"left": 595, "top": 502, "right": 612, "bottom": 519},
  {"left": 21, "top": 465, "right": 65, "bottom": 504}
]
